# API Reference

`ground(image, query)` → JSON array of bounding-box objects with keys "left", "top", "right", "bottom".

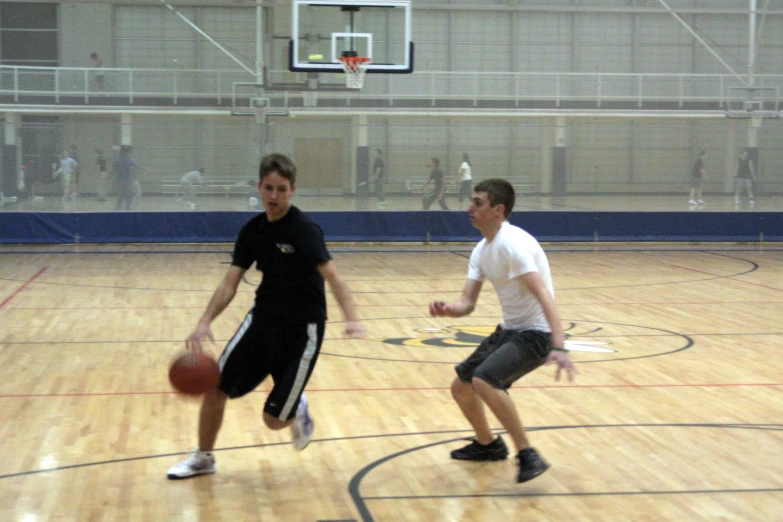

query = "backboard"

[
  {"left": 289, "top": 0, "right": 413, "bottom": 74},
  {"left": 726, "top": 86, "right": 780, "bottom": 119}
]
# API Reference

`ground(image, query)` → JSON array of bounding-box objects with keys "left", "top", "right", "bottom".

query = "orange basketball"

[{"left": 168, "top": 351, "right": 220, "bottom": 396}]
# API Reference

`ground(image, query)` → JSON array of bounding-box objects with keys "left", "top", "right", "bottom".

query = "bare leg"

[
  {"left": 198, "top": 388, "right": 228, "bottom": 451},
  {"left": 472, "top": 377, "right": 530, "bottom": 453},
  {"left": 263, "top": 412, "right": 294, "bottom": 430},
  {"left": 451, "top": 377, "right": 494, "bottom": 445}
]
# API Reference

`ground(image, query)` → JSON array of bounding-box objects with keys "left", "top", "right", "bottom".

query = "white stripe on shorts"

[
  {"left": 279, "top": 322, "right": 318, "bottom": 420},
  {"left": 218, "top": 310, "right": 253, "bottom": 371}
]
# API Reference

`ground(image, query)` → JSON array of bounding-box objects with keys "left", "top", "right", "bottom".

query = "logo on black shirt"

[{"left": 277, "top": 243, "right": 295, "bottom": 253}]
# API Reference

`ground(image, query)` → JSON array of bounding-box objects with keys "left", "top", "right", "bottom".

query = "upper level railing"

[{"left": 0, "top": 65, "right": 781, "bottom": 111}]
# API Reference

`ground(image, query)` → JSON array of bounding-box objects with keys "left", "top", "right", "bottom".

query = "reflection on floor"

[{"left": 2, "top": 193, "right": 781, "bottom": 213}]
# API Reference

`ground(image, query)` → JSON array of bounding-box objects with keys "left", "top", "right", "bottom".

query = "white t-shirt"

[
  {"left": 181, "top": 170, "right": 203, "bottom": 184},
  {"left": 467, "top": 221, "right": 553, "bottom": 331},
  {"left": 459, "top": 161, "right": 472, "bottom": 181},
  {"left": 59, "top": 157, "right": 77, "bottom": 176}
]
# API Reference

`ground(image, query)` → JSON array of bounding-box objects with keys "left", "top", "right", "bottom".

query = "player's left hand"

[{"left": 545, "top": 350, "right": 578, "bottom": 382}]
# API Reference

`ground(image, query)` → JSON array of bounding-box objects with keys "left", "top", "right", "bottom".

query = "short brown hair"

[
  {"left": 473, "top": 178, "right": 515, "bottom": 218},
  {"left": 258, "top": 153, "right": 296, "bottom": 184}
]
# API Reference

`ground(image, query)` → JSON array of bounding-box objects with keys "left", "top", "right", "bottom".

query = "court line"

[
  {"left": 0, "top": 423, "right": 779, "bottom": 482},
  {"left": 670, "top": 264, "right": 783, "bottom": 292},
  {"left": 0, "top": 267, "right": 48, "bottom": 310},
  {"left": 1, "top": 381, "right": 781, "bottom": 399},
  {"left": 347, "top": 423, "right": 783, "bottom": 522}
]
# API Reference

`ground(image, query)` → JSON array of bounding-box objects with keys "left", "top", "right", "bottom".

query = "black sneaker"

[
  {"left": 516, "top": 447, "right": 550, "bottom": 483},
  {"left": 451, "top": 436, "right": 509, "bottom": 461}
]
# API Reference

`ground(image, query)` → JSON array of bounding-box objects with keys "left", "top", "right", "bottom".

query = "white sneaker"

[
  {"left": 291, "top": 394, "right": 314, "bottom": 451},
  {"left": 688, "top": 199, "right": 697, "bottom": 205},
  {"left": 697, "top": 199, "right": 705, "bottom": 205},
  {"left": 749, "top": 198, "right": 755, "bottom": 206},
  {"left": 734, "top": 197, "right": 740, "bottom": 205},
  {"left": 167, "top": 449, "right": 216, "bottom": 479}
]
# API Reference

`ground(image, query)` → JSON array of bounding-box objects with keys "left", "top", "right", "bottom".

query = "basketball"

[{"left": 168, "top": 351, "right": 220, "bottom": 396}]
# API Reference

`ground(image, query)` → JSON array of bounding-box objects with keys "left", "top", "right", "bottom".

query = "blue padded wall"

[{"left": 0, "top": 211, "right": 780, "bottom": 244}]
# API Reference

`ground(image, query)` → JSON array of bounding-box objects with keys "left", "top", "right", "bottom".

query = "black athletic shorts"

[
  {"left": 455, "top": 325, "right": 552, "bottom": 390},
  {"left": 218, "top": 308, "right": 325, "bottom": 421}
]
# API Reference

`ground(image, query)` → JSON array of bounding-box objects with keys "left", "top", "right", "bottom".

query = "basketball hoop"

[{"left": 339, "top": 56, "right": 371, "bottom": 89}]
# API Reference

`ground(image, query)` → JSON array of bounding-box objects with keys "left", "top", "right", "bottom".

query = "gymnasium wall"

[{"left": 21, "top": 117, "right": 783, "bottom": 199}]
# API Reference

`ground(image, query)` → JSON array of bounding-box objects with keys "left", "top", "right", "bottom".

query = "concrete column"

[
  {"left": 121, "top": 114, "right": 132, "bottom": 145},
  {"left": 350, "top": 114, "right": 369, "bottom": 193},
  {"left": 540, "top": 118, "right": 553, "bottom": 193},
  {"left": 725, "top": 120, "right": 736, "bottom": 193},
  {"left": 4, "top": 113, "right": 17, "bottom": 146}
]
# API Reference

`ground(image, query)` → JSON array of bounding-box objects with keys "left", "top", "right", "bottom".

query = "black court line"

[{"left": 347, "top": 423, "right": 783, "bottom": 522}]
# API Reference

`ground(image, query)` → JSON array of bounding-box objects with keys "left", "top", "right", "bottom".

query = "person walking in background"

[
  {"left": 372, "top": 149, "right": 386, "bottom": 206},
  {"left": 428, "top": 178, "right": 576, "bottom": 484},
  {"left": 457, "top": 153, "right": 473, "bottom": 204},
  {"left": 112, "top": 145, "right": 152, "bottom": 211},
  {"left": 733, "top": 149, "right": 757, "bottom": 207},
  {"left": 180, "top": 167, "right": 205, "bottom": 209},
  {"left": 166, "top": 153, "right": 364, "bottom": 480},
  {"left": 90, "top": 53, "right": 105, "bottom": 90},
  {"left": 422, "top": 157, "right": 449, "bottom": 210},
  {"left": 54, "top": 150, "right": 78, "bottom": 202},
  {"left": 95, "top": 149, "right": 109, "bottom": 201},
  {"left": 688, "top": 150, "right": 707, "bottom": 206}
]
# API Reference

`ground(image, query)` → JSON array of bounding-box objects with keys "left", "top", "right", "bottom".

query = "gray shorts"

[
  {"left": 455, "top": 325, "right": 552, "bottom": 390},
  {"left": 734, "top": 178, "right": 753, "bottom": 190},
  {"left": 691, "top": 176, "right": 703, "bottom": 189}
]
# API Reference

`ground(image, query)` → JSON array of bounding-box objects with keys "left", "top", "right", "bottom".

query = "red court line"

[
  {"left": 0, "top": 382, "right": 781, "bottom": 398},
  {"left": 4, "top": 299, "right": 783, "bottom": 311},
  {"left": 0, "top": 267, "right": 48, "bottom": 310},
  {"left": 669, "top": 264, "right": 783, "bottom": 292}
]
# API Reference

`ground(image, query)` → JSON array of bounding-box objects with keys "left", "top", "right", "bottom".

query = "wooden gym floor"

[{"left": 0, "top": 242, "right": 781, "bottom": 521}]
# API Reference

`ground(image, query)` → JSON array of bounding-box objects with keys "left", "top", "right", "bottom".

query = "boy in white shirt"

[
  {"left": 456, "top": 152, "right": 473, "bottom": 203},
  {"left": 180, "top": 168, "right": 205, "bottom": 208},
  {"left": 429, "top": 178, "right": 576, "bottom": 484},
  {"left": 55, "top": 151, "right": 78, "bottom": 201}
]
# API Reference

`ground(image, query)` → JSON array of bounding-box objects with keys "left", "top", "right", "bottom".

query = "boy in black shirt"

[
  {"left": 168, "top": 153, "right": 364, "bottom": 479},
  {"left": 422, "top": 158, "right": 449, "bottom": 210}
]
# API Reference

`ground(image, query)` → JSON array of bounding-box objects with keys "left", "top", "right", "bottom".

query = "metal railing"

[{"left": 1, "top": 65, "right": 782, "bottom": 111}]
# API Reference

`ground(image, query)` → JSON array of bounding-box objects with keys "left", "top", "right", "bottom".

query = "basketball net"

[{"left": 339, "top": 56, "right": 371, "bottom": 89}]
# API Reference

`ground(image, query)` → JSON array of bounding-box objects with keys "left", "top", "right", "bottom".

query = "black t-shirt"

[
  {"left": 232, "top": 206, "right": 332, "bottom": 321},
  {"left": 373, "top": 156, "right": 385, "bottom": 178},
  {"left": 429, "top": 168, "right": 444, "bottom": 193},
  {"left": 691, "top": 158, "right": 704, "bottom": 179}
]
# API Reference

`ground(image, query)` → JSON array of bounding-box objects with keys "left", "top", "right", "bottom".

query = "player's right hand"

[{"left": 185, "top": 322, "right": 214, "bottom": 353}]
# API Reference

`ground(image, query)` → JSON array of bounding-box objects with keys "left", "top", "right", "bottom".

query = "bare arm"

[
  {"left": 318, "top": 260, "right": 364, "bottom": 337},
  {"left": 187, "top": 265, "right": 246, "bottom": 351},
  {"left": 457, "top": 166, "right": 466, "bottom": 183},
  {"left": 429, "top": 279, "right": 482, "bottom": 317},
  {"left": 520, "top": 271, "right": 577, "bottom": 381}
]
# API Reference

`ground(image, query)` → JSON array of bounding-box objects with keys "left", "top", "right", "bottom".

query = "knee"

[
  {"left": 263, "top": 412, "right": 290, "bottom": 431},
  {"left": 450, "top": 377, "right": 473, "bottom": 401},
  {"left": 471, "top": 375, "right": 501, "bottom": 397}
]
